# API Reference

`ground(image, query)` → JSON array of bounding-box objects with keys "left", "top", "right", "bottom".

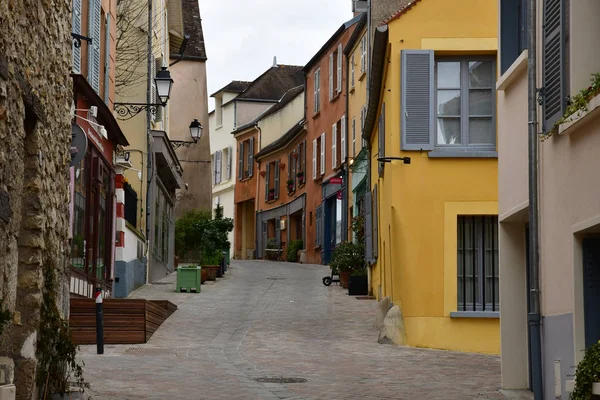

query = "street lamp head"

[
  {"left": 189, "top": 119, "right": 203, "bottom": 142},
  {"left": 154, "top": 67, "right": 174, "bottom": 105}
]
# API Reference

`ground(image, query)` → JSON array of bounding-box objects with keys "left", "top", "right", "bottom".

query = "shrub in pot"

[
  {"left": 571, "top": 340, "right": 600, "bottom": 400},
  {"left": 331, "top": 241, "right": 364, "bottom": 289},
  {"left": 286, "top": 240, "right": 303, "bottom": 262}
]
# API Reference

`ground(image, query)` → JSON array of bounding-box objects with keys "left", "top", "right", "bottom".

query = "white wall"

[{"left": 259, "top": 91, "right": 305, "bottom": 148}]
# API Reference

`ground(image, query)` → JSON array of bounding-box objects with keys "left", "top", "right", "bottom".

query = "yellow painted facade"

[{"left": 368, "top": 0, "right": 499, "bottom": 354}]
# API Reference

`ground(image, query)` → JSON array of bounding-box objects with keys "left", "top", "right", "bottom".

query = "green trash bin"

[{"left": 176, "top": 265, "right": 201, "bottom": 293}]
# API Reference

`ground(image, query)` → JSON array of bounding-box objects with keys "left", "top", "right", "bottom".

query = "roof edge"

[
  {"left": 344, "top": 13, "right": 368, "bottom": 55},
  {"left": 382, "top": 0, "right": 422, "bottom": 25},
  {"left": 363, "top": 25, "right": 389, "bottom": 142}
]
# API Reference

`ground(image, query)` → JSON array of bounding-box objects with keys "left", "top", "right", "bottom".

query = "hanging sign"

[{"left": 330, "top": 177, "right": 343, "bottom": 185}]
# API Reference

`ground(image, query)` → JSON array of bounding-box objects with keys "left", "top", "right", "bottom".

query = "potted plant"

[
  {"left": 570, "top": 341, "right": 600, "bottom": 399},
  {"left": 286, "top": 178, "right": 295, "bottom": 193},
  {"left": 286, "top": 240, "right": 303, "bottom": 262},
  {"left": 297, "top": 171, "right": 305, "bottom": 185},
  {"left": 330, "top": 241, "right": 363, "bottom": 289},
  {"left": 268, "top": 188, "right": 275, "bottom": 201}
]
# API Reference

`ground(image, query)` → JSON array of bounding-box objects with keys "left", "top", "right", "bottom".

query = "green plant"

[
  {"left": 570, "top": 341, "right": 600, "bottom": 400},
  {"left": 331, "top": 241, "right": 364, "bottom": 273},
  {"left": 286, "top": 179, "right": 294, "bottom": 185},
  {"left": 0, "top": 298, "right": 11, "bottom": 336},
  {"left": 545, "top": 73, "right": 600, "bottom": 140},
  {"left": 265, "top": 238, "right": 279, "bottom": 261},
  {"left": 286, "top": 240, "right": 303, "bottom": 262},
  {"left": 352, "top": 215, "right": 365, "bottom": 244},
  {"left": 37, "top": 264, "right": 85, "bottom": 397}
]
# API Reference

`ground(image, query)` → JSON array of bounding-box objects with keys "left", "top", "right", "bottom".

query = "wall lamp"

[
  {"left": 377, "top": 156, "right": 411, "bottom": 164},
  {"left": 113, "top": 67, "right": 174, "bottom": 121},
  {"left": 170, "top": 119, "right": 203, "bottom": 150}
]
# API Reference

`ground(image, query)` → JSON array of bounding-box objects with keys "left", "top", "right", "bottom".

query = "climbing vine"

[
  {"left": 570, "top": 341, "right": 600, "bottom": 400},
  {"left": 543, "top": 73, "right": 600, "bottom": 140},
  {"left": 36, "top": 264, "right": 85, "bottom": 397}
]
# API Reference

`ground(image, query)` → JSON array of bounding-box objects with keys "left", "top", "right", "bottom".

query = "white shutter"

[
  {"left": 72, "top": 0, "right": 82, "bottom": 73},
  {"left": 351, "top": 54, "right": 355, "bottom": 88},
  {"left": 352, "top": 118, "right": 356, "bottom": 156},
  {"left": 337, "top": 44, "right": 342, "bottom": 93},
  {"left": 329, "top": 53, "right": 334, "bottom": 101},
  {"left": 216, "top": 150, "right": 222, "bottom": 183},
  {"left": 332, "top": 123, "right": 337, "bottom": 169},
  {"left": 341, "top": 115, "right": 346, "bottom": 161},
  {"left": 312, "top": 139, "right": 317, "bottom": 180},
  {"left": 360, "top": 36, "right": 365, "bottom": 72},
  {"left": 87, "top": 0, "right": 101, "bottom": 93},
  {"left": 316, "top": 69, "right": 320, "bottom": 111},
  {"left": 320, "top": 132, "right": 325, "bottom": 176},
  {"left": 103, "top": 14, "right": 111, "bottom": 103},
  {"left": 313, "top": 70, "right": 318, "bottom": 113}
]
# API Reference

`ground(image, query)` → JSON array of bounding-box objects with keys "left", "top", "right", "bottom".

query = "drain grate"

[
  {"left": 122, "top": 347, "right": 177, "bottom": 357},
  {"left": 266, "top": 277, "right": 286, "bottom": 280},
  {"left": 355, "top": 296, "right": 376, "bottom": 300},
  {"left": 254, "top": 377, "right": 307, "bottom": 384}
]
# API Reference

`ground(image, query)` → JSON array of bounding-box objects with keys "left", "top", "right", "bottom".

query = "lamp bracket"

[
  {"left": 72, "top": 33, "right": 92, "bottom": 48},
  {"left": 113, "top": 102, "right": 165, "bottom": 121},
  {"left": 170, "top": 140, "right": 196, "bottom": 150}
]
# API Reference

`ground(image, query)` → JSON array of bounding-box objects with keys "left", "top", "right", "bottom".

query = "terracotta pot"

[
  {"left": 339, "top": 271, "right": 349, "bottom": 289},
  {"left": 200, "top": 267, "right": 208, "bottom": 284},
  {"left": 202, "top": 265, "right": 220, "bottom": 281}
]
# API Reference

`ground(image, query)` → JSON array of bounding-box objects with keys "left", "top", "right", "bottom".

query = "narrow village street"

[{"left": 79, "top": 261, "right": 502, "bottom": 400}]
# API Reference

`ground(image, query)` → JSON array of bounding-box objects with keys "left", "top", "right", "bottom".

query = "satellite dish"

[{"left": 70, "top": 123, "right": 88, "bottom": 167}]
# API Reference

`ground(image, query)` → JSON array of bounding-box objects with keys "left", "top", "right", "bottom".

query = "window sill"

[
  {"left": 428, "top": 150, "right": 498, "bottom": 158},
  {"left": 297, "top": 182, "right": 306, "bottom": 189},
  {"left": 241, "top": 176, "right": 252, "bottom": 182},
  {"left": 558, "top": 92, "right": 600, "bottom": 136},
  {"left": 450, "top": 311, "right": 499, "bottom": 319},
  {"left": 330, "top": 92, "right": 342, "bottom": 103},
  {"left": 358, "top": 71, "right": 366, "bottom": 81},
  {"left": 496, "top": 50, "right": 528, "bottom": 92},
  {"left": 265, "top": 198, "right": 278, "bottom": 204}
]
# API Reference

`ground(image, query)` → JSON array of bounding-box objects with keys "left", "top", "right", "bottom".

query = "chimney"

[{"left": 273, "top": 56, "right": 277, "bottom": 67}]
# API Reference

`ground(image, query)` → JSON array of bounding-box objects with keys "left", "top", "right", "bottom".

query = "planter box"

[
  {"left": 203, "top": 265, "right": 219, "bottom": 281},
  {"left": 339, "top": 271, "right": 349, "bottom": 289},
  {"left": 176, "top": 265, "right": 201, "bottom": 293},
  {"left": 348, "top": 275, "right": 368, "bottom": 296}
]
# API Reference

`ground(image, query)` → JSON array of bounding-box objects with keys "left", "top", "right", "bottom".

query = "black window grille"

[{"left": 124, "top": 182, "right": 138, "bottom": 228}]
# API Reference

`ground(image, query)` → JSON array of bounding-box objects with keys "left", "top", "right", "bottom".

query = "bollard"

[{"left": 95, "top": 287, "right": 104, "bottom": 354}]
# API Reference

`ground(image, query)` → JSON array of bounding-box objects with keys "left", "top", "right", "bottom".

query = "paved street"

[{"left": 79, "top": 261, "right": 502, "bottom": 400}]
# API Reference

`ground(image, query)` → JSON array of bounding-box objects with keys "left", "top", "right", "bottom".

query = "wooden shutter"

[
  {"left": 274, "top": 160, "right": 280, "bottom": 199},
  {"left": 314, "top": 70, "right": 319, "bottom": 113},
  {"left": 265, "top": 162, "right": 270, "bottom": 199},
  {"left": 351, "top": 54, "right": 355, "bottom": 87},
  {"left": 88, "top": 0, "right": 101, "bottom": 93},
  {"left": 248, "top": 137, "right": 254, "bottom": 176},
  {"left": 316, "top": 69, "right": 320, "bottom": 111},
  {"left": 360, "top": 36, "right": 365, "bottom": 72},
  {"left": 226, "top": 146, "right": 232, "bottom": 180},
  {"left": 364, "top": 192, "right": 373, "bottom": 262},
  {"left": 329, "top": 53, "right": 334, "bottom": 101},
  {"left": 238, "top": 142, "right": 244, "bottom": 181},
  {"left": 320, "top": 133, "right": 325, "bottom": 176},
  {"left": 337, "top": 44, "right": 343, "bottom": 93},
  {"left": 216, "top": 150, "right": 222, "bottom": 183},
  {"left": 312, "top": 139, "right": 317, "bottom": 180},
  {"left": 72, "top": 0, "right": 82, "bottom": 73},
  {"left": 543, "top": 0, "right": 567, "bottom": 130},
  {"left": 341, "top": 115, "right": 346, "bottom": 161},
  {"left": 352, "top": 118, "right": 356, "bottom": 156},
  {"left": 378, "top": 103, "right": 385, "bottom": 177},
  {"left": 372, "top": 184, "right": 379, "bottom": 259},
  {"left": 401, "top": 50, "right": 434, "bottom": 151},
  {"left": 103, "top": 14, "right": 111, "bottom": 103},
  {"left": 332, "top": 123, "right": 337, "bottom": 169}
]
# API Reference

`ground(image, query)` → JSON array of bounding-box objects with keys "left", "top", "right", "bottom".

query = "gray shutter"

[
  {"left": 288, "top": 153, "right": 292, "bottom": 184},
  {"left": 249, "top": 137, "right": 254, "bottom": 176},
  {"left": 238, "top": 142, "right": 244, "bottom": 181},
  {"left": 364, "top": 192, "right": 373, "bottom": 262},
  {"left": 378, "top": 103, "right": 385, "bottom": 177},
  {"left": 72, "top": 0, "right": 82, "bottom": 73},
  {"left": 275, "top": 217, "right": 281, "bottom": 247},
  {"left": 265, "top": 162, "right": 270, "bottom": 199},
  {"left": 104, "top": 14, "right": 111, "bottom": 103},
  {"left": 543, "top": 0, "right": 566, "bottom": 131},
  {"left": 401, "top": 50, "right": 434, "bottom": 151},
  {"left": 226, "top": 146, "right": 232, "bottom": 180},
  {"left": 88, "top": 0, "right": 101, "bottom": 93},
  {"left": 372, "top": 185, "right": 379, "bottom": 259},
  {"left": 274, "top": 160, "right": 280, "bottom": 199},
  {"left": 302, "top": 140, "right": 306, "bottom": 173},
  {"left": 217, "top": 150, "right": 222, "bottom": 183},
  {"left": 315, "top": 205, "right": 322, "bottom": 247}
]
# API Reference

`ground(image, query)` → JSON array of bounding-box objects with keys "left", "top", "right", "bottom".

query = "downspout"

[
  {"left": 145, "top": 0, "right": 153, "bottom": 284},
  {"left": 254, "top": 122, "right": 262, "bottom": 258},
  {"left": 527, "top": 0, "right": 543, "bottom": 398},
  {"left": 366, "top": 0, "right": 372, "bottom": 193},
  {"left": 344, "top": 45, "right": 350, "bottom": 243}
]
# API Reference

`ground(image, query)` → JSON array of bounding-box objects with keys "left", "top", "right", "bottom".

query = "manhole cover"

[
  {"left": 355, "top": 296, "right": 376, "bottom": 300},
  {"left": 254, "top": 377, "right": 307, "bottom": 384},
  {"left": 122, "top": 347, "right": 177, "bottom": 357},
  {"left": 266, "top": 277, "right": 286, "bottom": 280}
]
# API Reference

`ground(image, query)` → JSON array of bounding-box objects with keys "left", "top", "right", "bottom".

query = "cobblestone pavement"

[{"left": 78, "top": 260, "right": 503, "bottom": 400}]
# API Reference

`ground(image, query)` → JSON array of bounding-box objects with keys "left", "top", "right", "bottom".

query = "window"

[
  {"left": 312, "top": 134, "right": 326, "bottom": 180},
  {"left": 329, "top": 44, "right": 343, "bottom": 101},
  {"left": 264, "top": 160, "right": 279, "bottom": 202},
  {"left": 360, "top": 35, "right": 367, "bottom": 74},
  {"left": 352, "top": 118, "right": 356, "bottom": 156},
  {"left": 224, "top": 146, "right": 232, "bottom": 181},
  {"left": 87, "top": 0, "right": 101, "bottom": 93},
  {"left": 435, "top": 59, "right": 495, "bottom": 148},
  {"left": 215, "top": 96, "right": 223, "bottom": 127},
  {"left": 123, "top": 181, "right": 138, "bottom": 228},
  {"left": 351, "top": 53, "right": 355, "bottom": 88},
  {"left": 500, "top": 0, "right": 528, "bottom": 74},
  {"left": 287, "top": 150, "right": 297, "bottom": 194},
  {"left": 238, "top": 138, "right": 254, "bottom": 180},
  {"left": 71, "top": 159, "right": 87, "bottom": 270},
  {"left": 153, "top": 185, "right": 173, "bottom": 266},
  {"left": 295, "top": 140, "right": 306, "bottom": 186},
  {"left": 313, "top": 68, "right": 321, "bottom": 113},
  {"left": 360, "top": 104, "right": 366, "bottom": 134},
  {"left": 331, "top": 115, "right": 346, "bottom": 169},
  {"left": 457, "top": 215, "right": 499, "bottom": 312}
]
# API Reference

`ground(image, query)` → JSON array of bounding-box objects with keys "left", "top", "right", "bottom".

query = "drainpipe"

[
  {"left": 254, "top": 122, "right": 262, "bottom": 258},
  {"left": 527, "top": 0, "right": 543, "bottom": 398},
  {"left": 145, "top": 0, "right": 153, "bottom": 284}
]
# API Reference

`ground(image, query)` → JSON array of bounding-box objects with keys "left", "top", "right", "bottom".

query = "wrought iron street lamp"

[
  {"left": 113, "top": 67, "right": 174, "bottom": 121},
  {"left": 171, "top": 119, "right": 203, "bottom": 150}
]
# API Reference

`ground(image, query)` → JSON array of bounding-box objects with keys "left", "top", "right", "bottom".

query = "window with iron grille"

[{"left": 457, "top": 215, "right": 499, "bottom": 312}]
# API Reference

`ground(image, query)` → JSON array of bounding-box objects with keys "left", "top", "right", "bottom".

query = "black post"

[{"left": 95, "top": 287, "right": 104, "bottom": 355}]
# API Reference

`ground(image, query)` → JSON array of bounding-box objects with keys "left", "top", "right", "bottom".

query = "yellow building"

[
  {"left": 344, "top": 14, "right": 368, "bottom": 243},
  {"left": 363, "top": 0, "right": 499, "bottom": 354}
]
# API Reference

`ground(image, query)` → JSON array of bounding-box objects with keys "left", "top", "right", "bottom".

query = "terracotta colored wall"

[{"left": 234, "top": 128, "right": 259, "bottom": 204}]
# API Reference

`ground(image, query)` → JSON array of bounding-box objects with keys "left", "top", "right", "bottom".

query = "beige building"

[{"left": 498, "top": 0, "right": 600, "bottom": 398}]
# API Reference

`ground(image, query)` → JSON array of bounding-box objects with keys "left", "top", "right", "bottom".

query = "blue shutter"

[
  {"left": 88, "top": 0, "right": 101, "bottom": 93},
  {"left": 238, "top": 142, "right": 244, "bottom": 181},
  {"left": 401, "top": 50, "right": 434, "bottom": 151},
  {"left": 104, "top": 14, "right": 111, "bottom": 103},
  {"left": 274, "top": 160, "right": 280, "bottom": 200},
  {"left": 542, "top": 0, "right": 567, "bottom": 131},
  {"left": 248, "top": 137, "right": 254, "bottom": 176},
  {"left": 364, "top": 192, "right": 373, "bottom": 262},
  {"left": 316, "top": 205, "right": 322, "bottom": 247},
  {"left": 265, "top": 162, "right": 270, "bottom": 200},
  {"left": 372, "top": 185, "right": 379, "bottom": 259},
  {"left": 72, "top": 0, "right": 82, "bottom": 73}
]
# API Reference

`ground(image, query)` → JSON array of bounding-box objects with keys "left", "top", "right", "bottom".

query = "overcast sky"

[{"left": 197, "top": 0, "right": 354, "bottom": 111}]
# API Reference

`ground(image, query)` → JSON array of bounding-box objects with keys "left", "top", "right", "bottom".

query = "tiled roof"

[
  {"left": 211, "top": 81, "right": 252, "bottom": 97},
  {"left": 236, "top": 65, "right": 304, "bottom": 101},
  {"left": 382, "top": 0, "right": 423, "bottom": 25},
  {"left": 170, "top": 0, "right": 207, "bottom": 60}
]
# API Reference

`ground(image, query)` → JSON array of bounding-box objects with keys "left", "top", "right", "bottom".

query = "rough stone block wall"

[{"left": 0, "top": 0, "right": 72, "bottom": 398}]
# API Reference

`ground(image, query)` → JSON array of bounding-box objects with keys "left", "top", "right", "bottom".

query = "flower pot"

[
  {"left": 348, "top": 275, "right": 368, "bottom": 296},
  {"left": 201, "top": 267, "right": 209, "bottom": 284},
  {"left": 339, "top": 271, "right": 349, "bottom": 289},
  {"left": 202, "top": 265, "right": 219, "bottom": 281}
]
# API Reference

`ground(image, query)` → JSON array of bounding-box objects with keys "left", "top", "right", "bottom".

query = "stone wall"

[{"left": 0, "top": 0, "right": 72, "bottom": 398}]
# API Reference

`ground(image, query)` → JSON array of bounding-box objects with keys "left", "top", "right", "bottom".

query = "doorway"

[{"left": 582, "top": 238, "right": 600, "bottom": 348}]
